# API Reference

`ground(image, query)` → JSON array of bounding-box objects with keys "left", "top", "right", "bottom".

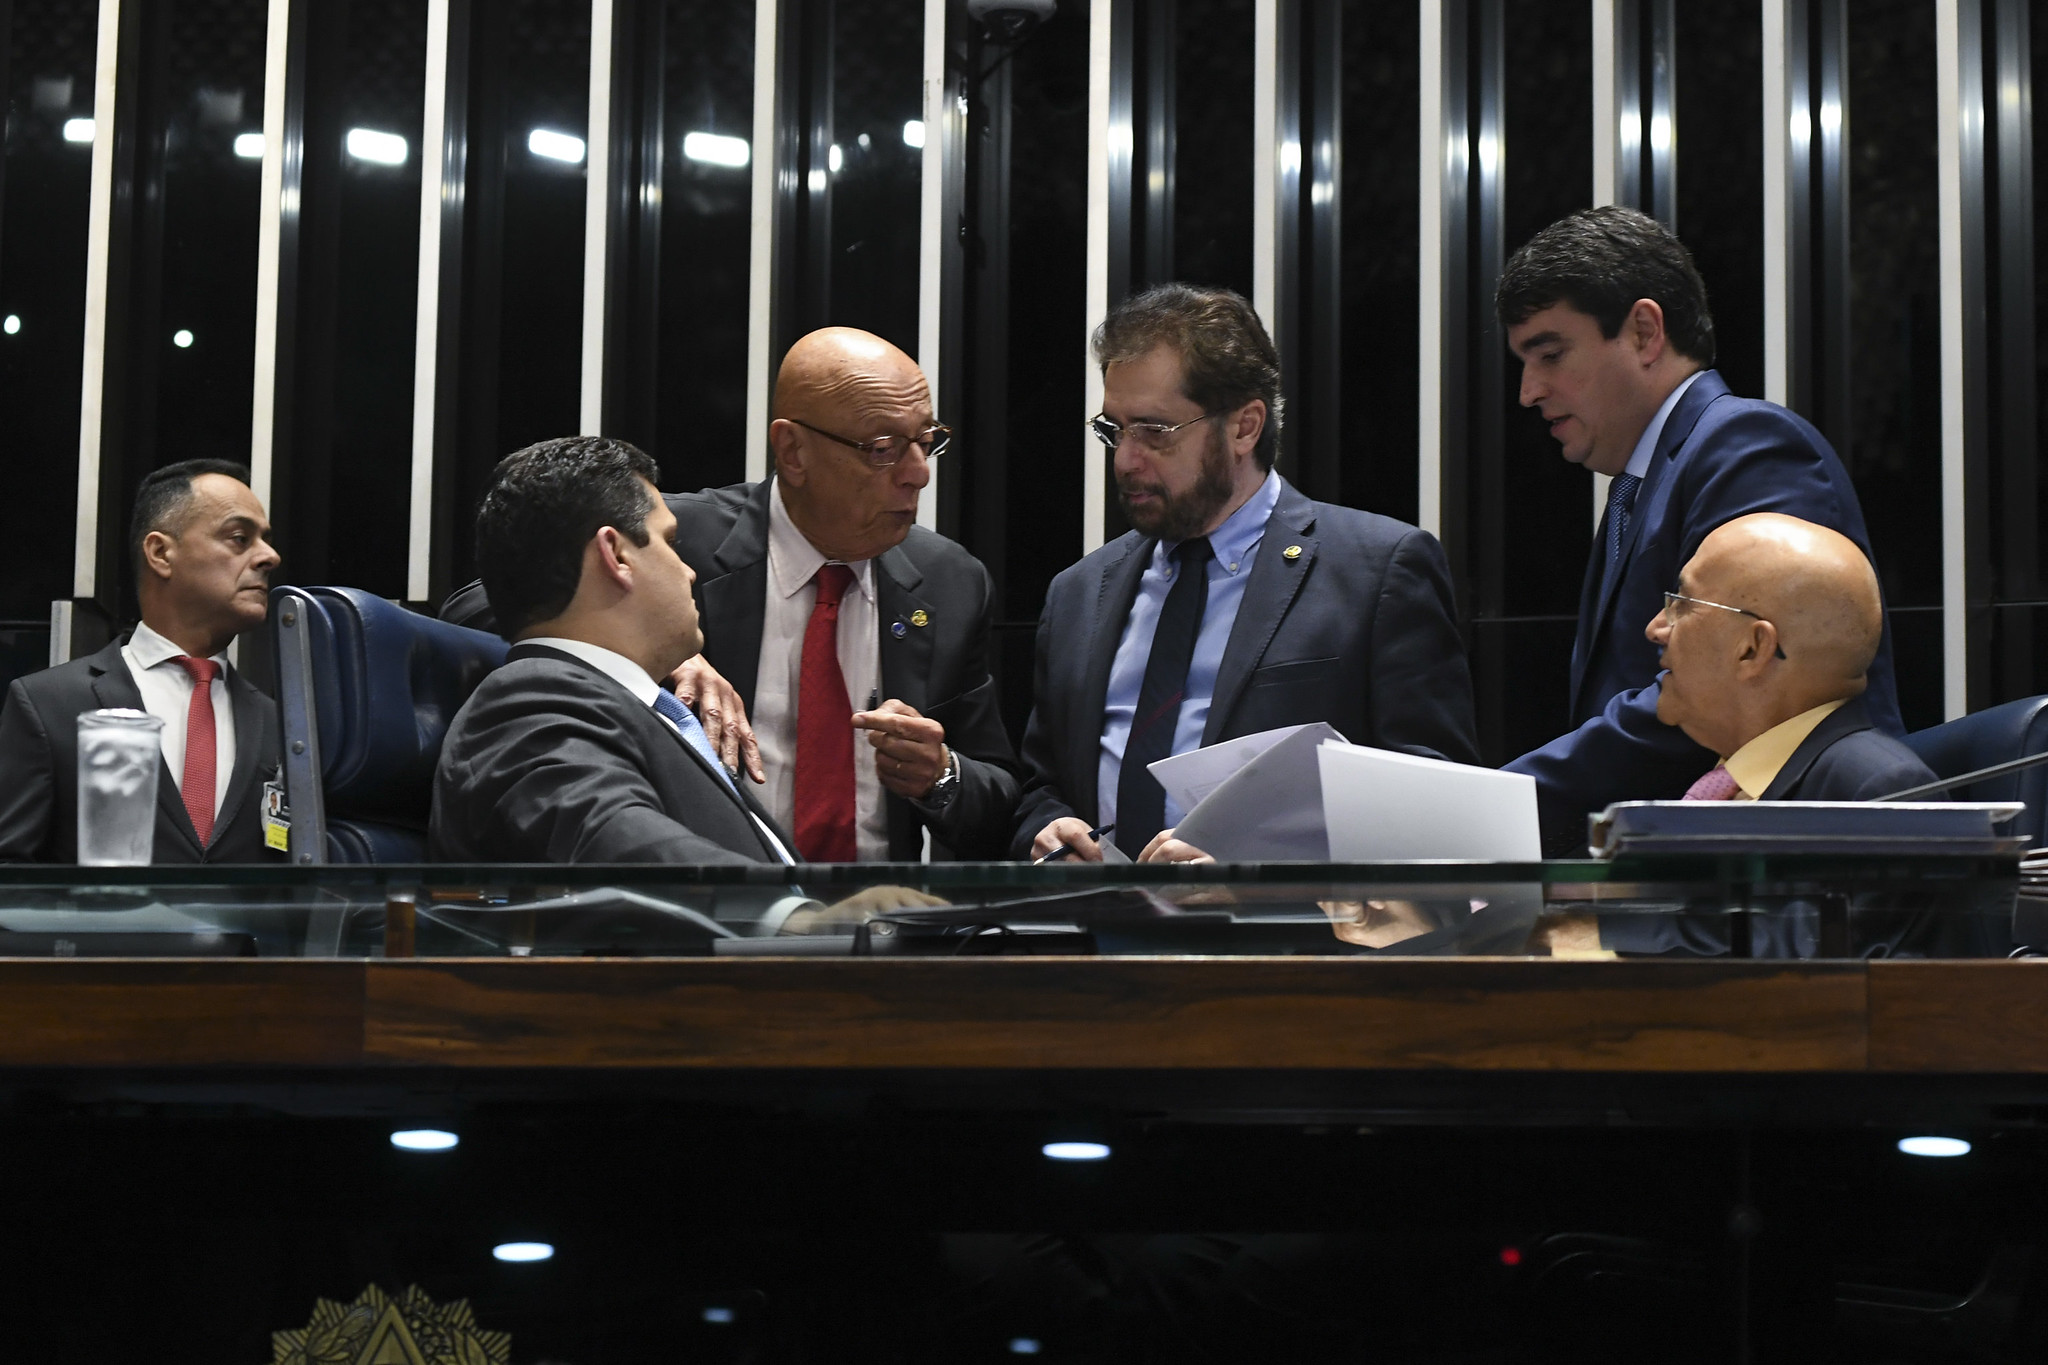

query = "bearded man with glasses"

[
  {"left": 444, "top": 327, "right": 1021, "bottom": 862},
  {"left": 1012, "top": 283, "right": 1480, "bottom": 863}
]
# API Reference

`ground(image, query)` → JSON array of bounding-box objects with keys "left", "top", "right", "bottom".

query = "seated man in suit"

[
  {"left": 432, "top": 436, "right": 802, "bottom": 865},
  {"left": 1495, "top": 207, "right": 1901, "bottom": 849},
  {"left": 0, "top": 459, "right": 282, "bottom": 863},
  {"left": 442, "top": 328, "right": 1021, "bottom": 862},
  {"left": 1651, "top": 513, "right": 1935, "bottom": 802},
  {"left": 1014, "top": 283, "right": 1480, "bottom": 862}
]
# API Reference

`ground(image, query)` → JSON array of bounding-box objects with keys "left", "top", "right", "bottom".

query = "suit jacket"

[
  {"left": 1010, "top": 477, "right": 1480, "bottom": 856},
  {"left": 0, "top": 638, "right": 280, "bottom": 863},
  {"left": 1758, "top": 696, "right": 1938, "bottom": 801},
  {"left": 431, "top": 644, "right": 797, "bottom": 864},
  {"left": 443, "top": 479, "right": 1023, "bottom": 860},
  {"left": 1506, "top": 370, "right": 1904, "bottom": 850}
]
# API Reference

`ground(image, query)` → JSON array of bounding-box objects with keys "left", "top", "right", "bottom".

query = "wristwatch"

[{"left": 917, "top": 747, "right": 961, "bottom": 812}]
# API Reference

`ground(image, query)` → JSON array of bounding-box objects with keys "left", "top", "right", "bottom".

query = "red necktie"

[
  {"left": 1684, "top": 764, "right": 1740, "bottom": 801},
  {"left": 794, "top": 564, "right": 857, "bottom": 861},
  {"left": 174, "top": 656, "right": 221, "bottom": 846}
]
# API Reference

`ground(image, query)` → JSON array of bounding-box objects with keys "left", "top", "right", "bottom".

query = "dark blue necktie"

[
  {"left": 1115, "top": 536, "right": 1213, "bottom": 857},
  {"left": 1605, "top": 472, "right": 1642, "bottom": 567}
]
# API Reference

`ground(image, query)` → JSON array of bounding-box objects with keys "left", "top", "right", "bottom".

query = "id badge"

[{"left": 262, "top": 768, "right": 291, "bottom": 852}]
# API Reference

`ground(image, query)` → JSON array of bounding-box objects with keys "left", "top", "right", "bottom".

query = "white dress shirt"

[
  {"left": 120, "top": 621, "right": 234, "bottom": 816},
  {"left": 524, "top": 636, "right": 796, "bottom": 864},
  {"left": 751, "top": 481, "right": 890, "bottom": 861}
]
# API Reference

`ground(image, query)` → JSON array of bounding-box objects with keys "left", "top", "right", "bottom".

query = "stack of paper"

[
  {"left": 1148, "top": 723, "right": 1345, "bottom": 860},
  {"left": 1318, "top": 741, "right": 1540, "bottom": 861}
]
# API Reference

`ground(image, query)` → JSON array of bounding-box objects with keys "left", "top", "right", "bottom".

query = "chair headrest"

[{"left": 273, "top": 586, "right": 507, "bottom": 822}]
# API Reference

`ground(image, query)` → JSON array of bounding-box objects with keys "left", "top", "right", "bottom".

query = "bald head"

[
  {"left": 768, "top": 328, "right": 935, "bottom": 563},
  {"left": 1649, "top": 513, "right": 1883, "bottom": 757}
]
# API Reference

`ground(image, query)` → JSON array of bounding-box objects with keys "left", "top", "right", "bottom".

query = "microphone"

[{"left": 1875, "top": 747, "right": 2048, "bottom": 802}]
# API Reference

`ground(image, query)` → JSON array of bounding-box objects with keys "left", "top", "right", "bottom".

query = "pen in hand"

[{"left": 1035, "top": 822, "right": 1115, "bottom": 864}]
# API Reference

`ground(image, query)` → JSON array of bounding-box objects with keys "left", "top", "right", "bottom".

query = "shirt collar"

[
  {"left": 1622, "top": 369, "right": 1706, "bottom": 481},
  {"left": 126, "top": 620, "right": 227, "bottom": 671},
  {"left": 521, "top": 636, "right": 664, "bottom": 708},
  {"left": 1161, "top": 467, "right": 1283, "bottom": 575},
  {"left": 767, "top": 478, "right": 877, "bottom": 603},
  {"left": 1722, "top": 697, "right": 1849, "bottom": 800}
]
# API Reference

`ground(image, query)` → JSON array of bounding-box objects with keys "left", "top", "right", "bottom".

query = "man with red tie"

[{"left": 0, "top": 460, "right": 283, "bottom": 862}]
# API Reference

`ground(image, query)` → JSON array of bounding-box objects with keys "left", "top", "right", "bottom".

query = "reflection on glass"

[
  {"left": 0, "top": 0, "right": 97, "bottom": 619},
  {"left": 826, "top": 0, "right": 923, "bottom": 355},
  {"left": 1173, "top": 0, "right": 1253, "bottom": 296},
  {"left": 1673, "top": 0, "right": 1763, "bottom": 402}
]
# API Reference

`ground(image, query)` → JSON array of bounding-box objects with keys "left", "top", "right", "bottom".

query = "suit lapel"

[
  {"left": 1577, "top": 370, "right": 1727, "bottom": 716},
  {"left": 875, "top": 545, "right": 933, "bottom": 714},
  {"left": 698, "top": 482, "right": 773, "bottom": 710},
  {"left": 212, "top": 666, "right": 266, "bottom": 841},
  {"left": 1204, "top": 481, "right": 1317, "bottom": 745},
  {"left": 87, "top": 641, "right": 202, "bottom": 859},
  {"left": 1075, "top": 535, "right": 1152, "bottom": 810},
  {"left": 1760, "top": 697, "right": 1870, "bottom": 800}
]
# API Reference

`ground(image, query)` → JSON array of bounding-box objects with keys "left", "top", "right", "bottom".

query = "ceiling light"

[
  {"left": 1042, "top": 1141, "right": 1109, "bottom": 1161},
  {"left": 903, "top": 119, "right": 925, "bottom": 149},
  {"left": 62, "top": 117, "right": 93, "bottom": 143},
  {"left": 702, "top": 1306, "right": 734, "bottom": 1324},
  {"left": 1897, "top": 1136, "right": 1970, "bottom": 1158},
  {"left": 828, "top": 143, "right": 843, "bottom": 173},
  {"left": 3, "top": 315, "right": 19, "bottom": 336},
  {"left": 492, "top": 1241, "right": 553, "bottom": 1262},
  {"left": 390, "top": 1128, "right": 458, "bottom": 1152},
  {"left": 528, "top": 128, "right": 585, "bottom": 163},
  {"left": 1009, "top": 1339, "right": 1042, "bottom": 1355},
  {"left": 171, "top": 329, "right": 194, "bottom": 348},
  {"left": 682, "top": 131, "right": 747, "bottom": 167},
  {"left": 346, "top": 127, "right": 408, "bottom": 165},
  {"left": 233, "top": 132, "right": 264, "bottom": 159},
  {"left": 807, "top": 167, "right": 826, "bottom": 193}
]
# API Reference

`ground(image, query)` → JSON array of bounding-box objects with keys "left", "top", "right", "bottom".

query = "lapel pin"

[
  {"left": 909, "top": 609, "right": 929, "bottom": 628},
  {"left": 1282, "top": 544, "right": 1303, "bottom": 561},
  {"left": 890, "top": 620, "right": 908, "bottom": 639}
]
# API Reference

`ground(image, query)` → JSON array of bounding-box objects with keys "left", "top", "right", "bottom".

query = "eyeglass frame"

[
  {"left": 788, "top": 417, "right": 951, "bottom": 467},
  {"left": 1661, "top": 590, "right": 1788, "bottom": 660},
  {"left": 1086, "top": 410, "right": 1226, "bottom": 452}
]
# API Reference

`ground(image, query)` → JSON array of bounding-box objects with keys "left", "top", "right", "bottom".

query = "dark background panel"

[
  {"left": 1171, "top": 0, "right": 1253, "bottom": 298},
  {"left": 0, "top": 0, "right": 97, "bottom": 624},
  {"left": 825, "top": 0, "right": 923, "bottom": 357},
  {"left": 1673, "top": 0, "right": 1764, "bottom": 405},
  {"left": 1336, "top": 0, "right": 1418, "bottom": 526}
]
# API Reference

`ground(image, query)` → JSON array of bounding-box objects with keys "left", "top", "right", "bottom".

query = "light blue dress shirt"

[
  {"left": 1620, "top": 368, "right": 1705, "bottom": 481},
  {"left": 1097, "top": 469, "right": 1284, "bottom": 831}
]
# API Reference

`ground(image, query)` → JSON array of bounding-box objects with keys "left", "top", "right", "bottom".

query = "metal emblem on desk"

[{"left": 273, "top": 1284, "right": 510, "bottom": 1365}]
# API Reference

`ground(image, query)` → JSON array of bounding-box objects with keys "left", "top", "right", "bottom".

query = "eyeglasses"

[
  {"left": 1087, "top": 411, "right": 1223, "bottom": 453},
  {"left": 790, "top": 418, "right": 951, "bottom": 468},
  {"left": 1662, "top": 590, "right": 1788, "bottom": 659}
]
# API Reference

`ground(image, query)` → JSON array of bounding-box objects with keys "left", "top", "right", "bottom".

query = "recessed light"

[
  {"left": 390, "top": 1128, "right": 458, "bottom": 1152},
  {"left": 492, "top": 1241, "right": 553, "bottom": 1262},
  {"left": 702, "top": 1306, "right": 734, "bottom": 1324},
  {"left": 1042, "top": 1141, "right": 1109, "bottom": 1161},
  {"left": 1898, "top": 1136, "right": 1970, "bottom": 1158}
]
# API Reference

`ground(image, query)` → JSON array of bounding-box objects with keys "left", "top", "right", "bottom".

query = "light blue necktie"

[
  {"left": 651, "top": 689, "right": 737, "bottom": 795},
  {"left": 1605, "top": 472, "right": 1642, "bottom": 567}
]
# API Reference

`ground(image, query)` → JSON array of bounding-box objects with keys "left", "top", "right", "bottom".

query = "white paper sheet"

[
  {"left": 1317, "top": 741, "right": 1540, "bottom": 862},
  {"left": 1151, "top": 722, "right": 1345, "bottom": 860}
]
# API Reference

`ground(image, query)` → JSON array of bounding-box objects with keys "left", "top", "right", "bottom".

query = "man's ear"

[
  {"left": 590, "top": 526, "right": 635, "bottom": 591},
  {"left": 1229, "top": 400, "right": 1266, "bottom": 459},
  {"left": 1627, "top": 298, "right": 1669, "bottom": 365},
  {"left": 139, "top": 529, "right": 177, "bottom": 582},
  {"left": 1733, "top": 620, "right": 1778, "bottom": 678},
  {"left": 768, "top": 419, "right": 807, "bottom": 487}
]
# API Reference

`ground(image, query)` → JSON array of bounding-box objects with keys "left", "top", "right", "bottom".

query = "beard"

[{"left": 1117, "top": 425, "right": 1238, "bottom": 541}]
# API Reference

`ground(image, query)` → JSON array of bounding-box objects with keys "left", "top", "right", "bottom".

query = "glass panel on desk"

[{"left": 0, "top": 857, "right": 2018, "bottom": 960}]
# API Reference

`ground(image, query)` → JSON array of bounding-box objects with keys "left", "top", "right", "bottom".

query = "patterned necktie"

[
  {"left": 1115, "top": 537, "right": 1214, "bottom": 857},
  {"left": 651, "top": 688, "right": 737, "bottom": 795},
  {"left": 1684, "top": 764, "right": 1741, "bottom": 801},
  {"left": 173, "top": 656, "right": 220, "bottom": 846},
  {"left": 1605, "top": 472, "right": 1643, "bottom": 567},
  {"left": 794, "top": 563, "right": 858, "bottom": 862}
]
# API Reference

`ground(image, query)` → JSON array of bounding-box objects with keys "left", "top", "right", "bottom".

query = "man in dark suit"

[
  {"left": 1013, "top": 284, "right": 1479, "bottom": 862},
  {"left": 432, "top": 437, "right": 801, "bottom": 865},
  {"left": 442, "top": 329, "right": 1021, "bottom": 862},
  {"left": 0, "top": 459, "right": 282, "bottom": 863},
  {"left": 1650, "top": 513, "right": 1935, "bottom": 802},
  {"left": 1495, "top": 207, "right": 1902, "bottom": 848}
]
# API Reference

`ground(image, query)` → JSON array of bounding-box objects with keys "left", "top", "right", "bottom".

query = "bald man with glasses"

[{"left": 445, "top": 327, "right": 1021, "bottom": 861}]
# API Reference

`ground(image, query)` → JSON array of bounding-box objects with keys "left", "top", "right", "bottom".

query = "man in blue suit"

[
  {"left": 1496, "top": 207, "right": 1901, "bottom": 851},
  {"left": 1012, "top": 284, "right": 1479, "bottom": 861}
]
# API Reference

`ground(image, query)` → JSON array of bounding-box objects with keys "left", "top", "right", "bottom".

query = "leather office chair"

[
  {"left": 1903, "top": 695, "right": 2048, "bottom": 847},
  {"left": 271, "top": 586, "right": 507, "bottom": 864}
]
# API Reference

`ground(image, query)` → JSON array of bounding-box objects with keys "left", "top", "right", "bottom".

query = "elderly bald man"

[
  {"left": 1649, "top": 513, "right": 1936, "bottom": 801},
  {"left": 444, "top": 328, "right": 1022, "bottom": 861}
]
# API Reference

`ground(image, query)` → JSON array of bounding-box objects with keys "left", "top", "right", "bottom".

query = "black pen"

[
  {"left": 866, "top": 688, "right": 880, "bottom": 712},
  {"left": 1035, "top": 822, "right": 1115, "bottom": 864}
]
